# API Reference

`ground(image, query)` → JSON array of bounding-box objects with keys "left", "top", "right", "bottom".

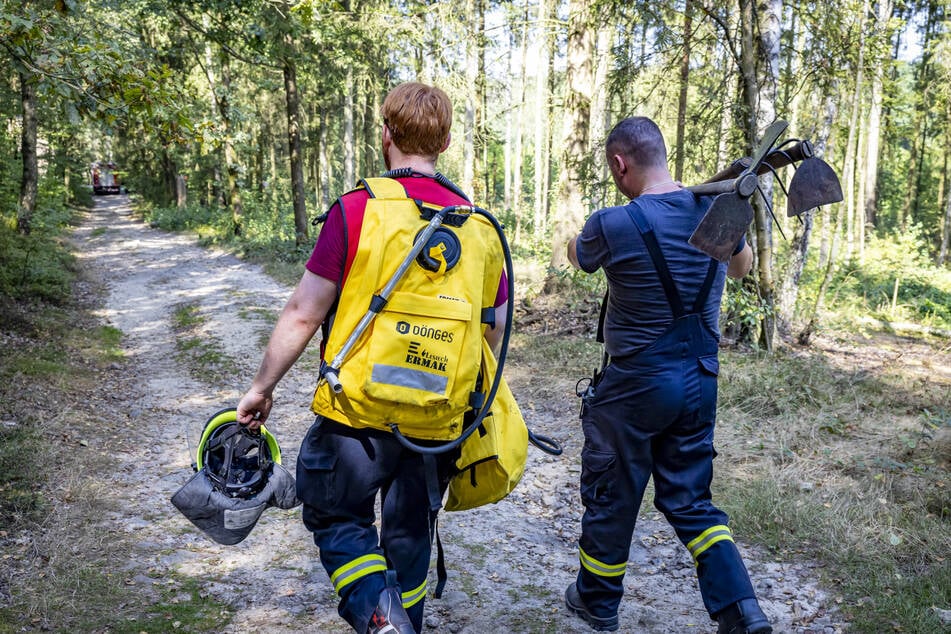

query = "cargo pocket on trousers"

[
  {"left": 580, "top": 447, "right": 616, "bottom": 507},
  {"left": 697, "top": 354, "right": 719, "bottom": 423},
  {"left": 296, "top": 421, "right": 338, "bottom": 509}
]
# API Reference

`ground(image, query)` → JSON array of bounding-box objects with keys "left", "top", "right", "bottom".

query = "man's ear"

[
  {"left": 440, "top": 132, "right": 451, "bottom": 153},
  {"left": 610, "top": 153, "right": 627, "bottom": 176}
]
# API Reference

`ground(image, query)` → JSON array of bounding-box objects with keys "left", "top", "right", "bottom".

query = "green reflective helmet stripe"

[{"left": 195, "top": 408, "right": 282, "bottom": 470}]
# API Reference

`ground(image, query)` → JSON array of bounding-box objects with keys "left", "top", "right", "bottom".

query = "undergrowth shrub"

[{"left": 829, "top": 225, "right": 951, "bottom": 328}]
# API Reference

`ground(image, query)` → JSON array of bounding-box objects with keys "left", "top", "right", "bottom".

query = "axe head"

[
  {"left": 787, "top": 157, "right": 844, "bottom": 216},
  {"left": 688, "top": 192, "right": 755, "bottom": 262}
]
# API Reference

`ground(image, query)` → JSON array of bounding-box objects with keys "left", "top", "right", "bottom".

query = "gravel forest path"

[{"left": 70, "top": 195, "right": 846, "bottom": 633}]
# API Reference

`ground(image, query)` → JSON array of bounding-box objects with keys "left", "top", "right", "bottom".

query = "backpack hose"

[{"left": 388, "top": 207, "right": 561, "bottom": 456}]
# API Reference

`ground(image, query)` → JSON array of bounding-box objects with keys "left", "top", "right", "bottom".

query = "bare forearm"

[
  {"left": 485, "top": 303, "right": 507, "bottom": 356},
  {"left": 727, "top": 243, "right": 753, "bottom": 279},
  {"left": 250, "top": 311, "right": 321, "bottom": 394}
]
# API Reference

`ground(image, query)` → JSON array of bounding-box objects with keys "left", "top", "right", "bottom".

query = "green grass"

[
  {"left": 715, "top": 345, "right": 950, "bottom": 634},
  {"left": 171, "top": 302, "right": 238, "bottom": 383}
]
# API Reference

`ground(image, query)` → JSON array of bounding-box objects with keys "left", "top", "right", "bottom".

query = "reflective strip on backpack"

[
  {"left": 371, "top": 364, "right": 448, "bottom": 395},
  {"left": 401, "top": 579, "right": 427, "bottom": 608},
  {"left": 330, "top": 554, "right": 387, "bottom": 594},
  {"left": 579, "top": 547, "right": 626, "bottom": 578},
  {"left": 686, "top": 525, "right": 734, "bottom": 565}
]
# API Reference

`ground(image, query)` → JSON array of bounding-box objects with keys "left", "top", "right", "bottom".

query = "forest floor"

[{"left": 5, "top": 195, "right": 879, "bottom": 632}]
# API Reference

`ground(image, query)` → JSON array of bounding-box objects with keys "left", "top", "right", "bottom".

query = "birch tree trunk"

[
  {"left": 863, "top": 0, "right": 894, "bottom": 231},
  {"left": 776, "top": 94, "right": 838, "bottom": 336},
  {"left": 462, "top": 0, "right": 479, "bottom": 195},
  {"left": 319, "top": 108, "right": 332, "bottom": 209},
  {"left": 547, "top": 0, "right": 594, "bottom": 281},
  {"left": 939, "top": 103, "right": 951, "bottom": 265},
  {"left": 841, "top": 2, "right": 867, "bottom": 260},
  {"left": 738, "top": 0, "right": 781, "bottom": 350},
  {"left": 532, "top": 0, "right": 555, "bottom": 241},
  {"left": 344, "top": 70, "right": 356, "bottom": 189},
  {"left": 589, "top": 24, "right": 612, "bottom": 210},
  {"left": 512, "top": 0, "right": 529, "bottom": 243}
]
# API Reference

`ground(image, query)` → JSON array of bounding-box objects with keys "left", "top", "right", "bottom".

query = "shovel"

[{"left": 687, "top": 120, "right": 788, "bottom": 262}]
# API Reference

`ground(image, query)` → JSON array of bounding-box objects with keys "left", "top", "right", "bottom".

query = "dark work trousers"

[
  {"left": 297, "top": 417, "right": 455, "bottom": 633},
  {"left": 575, "top": 203, "right": 756, "bottom": 619}
]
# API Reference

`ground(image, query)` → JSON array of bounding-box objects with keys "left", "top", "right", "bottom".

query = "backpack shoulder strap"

[{"left": 361, "top": 177, "right": 408, "bottom": 200}]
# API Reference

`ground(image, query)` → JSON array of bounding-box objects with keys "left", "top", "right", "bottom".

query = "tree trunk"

[
  {"left": 512, "top": 0, "right": 529, "bottom": 243},
  {"left": 739, "top": 0, "right": 781, "bottom": 350},
  {"left": 319, "top": 107, "right": 332, "bottom": 209},
  {"left": 176, "top": 174, "right": 188, "bottom": 209},
  {"left": 218, "top": 53, "right": 242, "bottom": 235},
  {"left": 940, "top": 184, "right": 951, "bottom": 267},
  {"left": 284, "top": 56, "right": 308, "bottom": 245},
  {"left": 532, "top": 0, "right": 554, "bottom": 241},
  {"left": 864, "top": 0, "right": 894, "bottom": 230},
  {"left": 940, "top": 104, "right": 951, "bottom": 266},
  {"left": 674, "top": 0, "right": 693, "bottom": 183},
  {"left": 462, "top": 0, "right": 478, "bottom": 195},
  {"left": 776, "top": 94, "right": 838, "bottom": 336},
  {"left": 841, "top": 1, "right": 867, "bottom": 260},
  {"left": 477, "top": 0, "right": 489, "bottom": 202},
  {"left": 17, "top": 71, "right": 38, "bottom": 235},
  {"left": 344, "top": 70, "right": 356, "bottom": 189},
  {"left": 589, "top": 24, "right": 612, "bottom": 210},
  {"left": 547, "top": 0, "right": 594, "bottom": 282}
]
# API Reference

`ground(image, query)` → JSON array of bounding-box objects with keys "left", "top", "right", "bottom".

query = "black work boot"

[
  {"left": 565, "top": 583, "right": 619, "bottom": 632},
  {"left": 366, "top": 572, "right": 416, "bottom": 634},
  {"left": 716, "top": 598, "right": 772, "bottom": 634}
]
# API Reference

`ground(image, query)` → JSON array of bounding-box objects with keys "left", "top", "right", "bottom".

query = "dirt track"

[{"left": 70, "top": 195, "right": 846, "bottom": 633}]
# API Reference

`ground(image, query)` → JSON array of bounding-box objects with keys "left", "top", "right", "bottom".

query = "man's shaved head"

[{"left": 605, "top": 117, "right": 668, "bottom": 169}]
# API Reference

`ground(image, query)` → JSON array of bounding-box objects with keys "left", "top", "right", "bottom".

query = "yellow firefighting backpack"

[
  {"left": 309, "top": 177, "right": 557, "bottom": 514},
  {"left": 310, "top": 177, "right": 504, "bottom": 440}
]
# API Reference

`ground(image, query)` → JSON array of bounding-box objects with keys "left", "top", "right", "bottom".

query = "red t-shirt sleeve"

[
  {"left": 305, "top": 202, "right": 345, "bottom": 284},
  {"left": 495, "top": 270, "right": 509, "bottom": 307}
]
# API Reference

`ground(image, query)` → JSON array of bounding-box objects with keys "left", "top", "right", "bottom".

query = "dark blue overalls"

[
  {"left": 297, "top": 417, "right": 455, "bottom": 633},
  {"left": 575, "top": 203, "right": 756, "bottom": 620}
]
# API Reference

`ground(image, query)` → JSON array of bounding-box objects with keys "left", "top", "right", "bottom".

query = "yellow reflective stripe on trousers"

[
  {"left": 686, "top": 525, "right": 734, "bottom": 565},
  {"left": 579, "top": 548, "right": 626, "bottom": 577},
  {"left": 330, "top": 554, "right": 388, "bottom": 594},
  {"left": 401, "top": 580, "right": 427, "bottom": 608}
]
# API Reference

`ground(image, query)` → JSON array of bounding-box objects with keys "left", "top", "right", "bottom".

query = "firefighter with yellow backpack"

[{"left": 237, "top": 82, "right": 556, "bottom": 634}]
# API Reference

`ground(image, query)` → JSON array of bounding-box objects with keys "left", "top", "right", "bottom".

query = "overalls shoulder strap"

[{"left": 624, "top": 202, "right": 719, "bottom": 318}]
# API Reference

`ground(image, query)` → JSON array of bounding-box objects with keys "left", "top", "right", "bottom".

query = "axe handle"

[
  {"left": 687, "top": 180, "right": 737, "bottom": 196},
  {"left": 700, "top": 140, "right": 813, "bottom": 185}
]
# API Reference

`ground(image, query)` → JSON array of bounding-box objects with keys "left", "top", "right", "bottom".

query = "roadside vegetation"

[{"left": 1, "top": 192, "right": 949, "bottom": 631}]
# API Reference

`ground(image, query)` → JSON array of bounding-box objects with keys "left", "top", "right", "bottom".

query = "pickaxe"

[{"left": 685, "top": 119, "right": 844, "bottom": 262}]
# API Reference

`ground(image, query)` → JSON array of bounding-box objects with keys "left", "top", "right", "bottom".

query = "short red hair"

[{"left": 380, "top": 82, "right": 452, "bottom": 158}]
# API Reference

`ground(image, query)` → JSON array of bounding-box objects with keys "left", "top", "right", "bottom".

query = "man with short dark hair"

[
  {"left": 564, "top": 116, "right": 770, "bottom": 634},
  {"left": 237, "top": 82, "right": 507, "bottom": 634}
]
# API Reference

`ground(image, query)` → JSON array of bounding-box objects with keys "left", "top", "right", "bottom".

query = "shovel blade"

[
  {"left": 688, "top": 192, "right": 755, "bottom": 262},
  {"left": 787, "top": 157, "right": 843, "bottom": 216}
]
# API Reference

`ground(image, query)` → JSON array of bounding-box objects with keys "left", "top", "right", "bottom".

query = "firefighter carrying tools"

[{"left": 565, "top": 116, "right": 772, "bottom": 634}]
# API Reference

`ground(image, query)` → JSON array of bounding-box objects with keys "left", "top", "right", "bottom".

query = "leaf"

[{"left": 888, "top": 532, "right": 902, "bottom": 546}]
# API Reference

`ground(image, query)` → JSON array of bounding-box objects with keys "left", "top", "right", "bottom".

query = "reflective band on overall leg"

[
  {"left": 401, "top": 579, "right": 427, "bottom": 609},
  {"left": 329, "top": 553, "right": 388, "bottom": 594},
  {"left": 579, "top": 547, "right": 627, "bottom": 577},
  {"left": 686, "top": 525, "right": 734, "bottom": 566}
]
